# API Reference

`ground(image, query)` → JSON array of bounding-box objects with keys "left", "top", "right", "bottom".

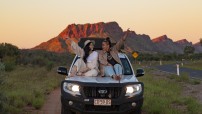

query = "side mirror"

[
  {"left": 136, "top": 68, "right": 144, "bottom": 77},
  {"left": 57, "top": 66, "right": 68, "bottom": 75}
]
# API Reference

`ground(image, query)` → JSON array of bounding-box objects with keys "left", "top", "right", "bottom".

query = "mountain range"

[{"left": 33, "top": 22, "right": 202, "bottom": 53}]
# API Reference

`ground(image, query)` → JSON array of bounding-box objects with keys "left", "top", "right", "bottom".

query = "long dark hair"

[
  {"left": 83, "top": 42, "right": 92, "bottom": 63},
  {"left": 103, "top": 37, "right": 112, "bottom": 48}
]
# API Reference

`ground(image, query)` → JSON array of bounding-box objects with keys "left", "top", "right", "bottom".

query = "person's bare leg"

[
  {"left": 112, "top": 75, "right": 121, "bottom": 81},
  {"left": 69, "top": 65, "right": 77, "bottom": 76}
]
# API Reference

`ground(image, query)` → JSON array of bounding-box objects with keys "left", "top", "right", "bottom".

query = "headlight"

[
  {"left": 63, "top": 82, "right": 80, "bottom": 95},
  {"left": 71, "top": 85, "right": 79, "bottom": 92},
  {"left": 125, "top": 84, "right": 142, "bottom": 97},
  {"left": 126, "top": 86, "right": 135, "bottom": 93}
]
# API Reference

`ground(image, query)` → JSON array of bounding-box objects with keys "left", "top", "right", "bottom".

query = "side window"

[{"left": 120, "top": 58, "right": 132, "bottom": 75}]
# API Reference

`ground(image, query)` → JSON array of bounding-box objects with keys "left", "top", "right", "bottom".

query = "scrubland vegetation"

[{"left": 0, "top": 43, "right": 202, "bottom": 114}]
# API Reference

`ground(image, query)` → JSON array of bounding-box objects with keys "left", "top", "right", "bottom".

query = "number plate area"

[{"left": 94, "top": 99, "right": 111, "bottom": 106}]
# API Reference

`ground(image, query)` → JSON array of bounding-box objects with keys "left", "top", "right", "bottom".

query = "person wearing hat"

[
  {"left": 98, "top": 29, "right": 130, "bottom": 80},
  {"left": 67, "top": 38, "right": 98, "bottom": 77}
]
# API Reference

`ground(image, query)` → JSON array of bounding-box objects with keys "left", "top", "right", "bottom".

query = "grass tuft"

[{"left": 32, "top": 97, "right": 45, "bottom": 109}]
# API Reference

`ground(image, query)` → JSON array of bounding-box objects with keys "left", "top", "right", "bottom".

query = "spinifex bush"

[{"left": 0, "top": 62, "right": 5, "bottom": 72}]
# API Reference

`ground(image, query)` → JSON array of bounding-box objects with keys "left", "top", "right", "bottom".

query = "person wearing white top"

[{"left": 67, "top": 38, "right": 99, "bottom": 77}]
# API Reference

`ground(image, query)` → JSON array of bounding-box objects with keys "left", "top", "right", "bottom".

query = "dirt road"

[{"left": 27, "top": 88, "right": 61, "bottom": 114}]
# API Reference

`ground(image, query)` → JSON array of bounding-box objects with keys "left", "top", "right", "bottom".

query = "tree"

[
  {"left": 0, "top": 43, "right": 19, "bottom": 71},
  {"left": 184, "top": 46, "right": 195, "bottom": 55},
  {"left": 0, "top": 43, "right": 19, "bottom": 58}
]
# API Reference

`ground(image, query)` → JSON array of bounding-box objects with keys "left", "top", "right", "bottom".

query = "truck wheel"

[
  {"left": 130, "top": 109, "right": 141, "bottom": 114},
  {"left": 61, "top": 105, "right": 74, "bottom": 114}
]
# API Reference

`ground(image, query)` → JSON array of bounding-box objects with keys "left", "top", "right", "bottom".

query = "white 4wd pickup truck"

[{"left": 57, "top": 38, "right": 144, "bottom": 114}]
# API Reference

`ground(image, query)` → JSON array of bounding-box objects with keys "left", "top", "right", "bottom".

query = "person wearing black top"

[{"left": 98, "top": 29, "right": 130, "bottom": 80}]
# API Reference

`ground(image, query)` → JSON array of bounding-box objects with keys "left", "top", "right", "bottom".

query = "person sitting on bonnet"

[
  {"left": 98, "top": 29, "right": 130, "bottom": 80},
  {"left": 67, "top": 38, "right": 99, "bottom": 77}
]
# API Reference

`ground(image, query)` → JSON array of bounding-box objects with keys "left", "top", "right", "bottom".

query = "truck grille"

[{"left": 83, "top": 87, "right": 122, "bottom": 98}]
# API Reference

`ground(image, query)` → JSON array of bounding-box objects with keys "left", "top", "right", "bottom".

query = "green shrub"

[
  {"left": 18, "top": 49, "right": 74, "bottom": 67},
  {"left": 46, "top": 61, "right": 54, "bottom": 71},
  {"left": 3, "top": 56, "right": 17, "bottom": 72},
  {"left": 31, "top": 56, "right": 47, "bottom": 66},
  {"left": 0, "top": 43, "right": 19, "bottom": 58},
  {"left": 190, "top": 79, "right": 201, "bottom": 85},
  {"left": 4, "top": 61, "right": 16, "bottom": 72},
  {"left": 32, "top": 97, "right": 45, "bottom": 109},
  {"left": 184, "top": 97, "right": 202, "bottom": 114},
  {"left": 168, "top": 73, "right": 201, "bottom": 85},
  {"left": 0, "top": 92, "right": 7, "bottom": 114},
  {"left": 167, "top": 73, "right": 190, "bottom": 82},
  {"left": 176, "top": 73, "right": 190, "bottom": 82},
  {"left": 0, "top": 62, "right": 5, "bottom": 71},
  {"left": 0, "top": 63, "right": 5, "bottom": 85}
]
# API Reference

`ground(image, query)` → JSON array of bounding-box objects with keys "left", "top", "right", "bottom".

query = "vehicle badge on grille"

[
  {"left": 98, "top": 89, "right": 107, "bottom": 94},
  {"left": 108, "top": 94, "right": 112, "bottom": 98}
]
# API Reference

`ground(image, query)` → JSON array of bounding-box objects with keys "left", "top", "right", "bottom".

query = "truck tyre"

[
  {"left": 130, "top": 108, "right": 141, "bottom": 114},
  {"left": 61, "top": 105, "right": 74, "bottom": 114}
]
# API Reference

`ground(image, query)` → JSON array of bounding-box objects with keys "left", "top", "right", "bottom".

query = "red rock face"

[
  {"left": 32, "top": 22, "right": 201, "bottom": 53},
  {"left": 59, "top": 22, "right": 123, "bottom": 39},
  {"left": 33, "top": 22, "right": 124, "bottom": 53},
  {"left": 152, "top": 35, "right": 169, "bottom": 43}
]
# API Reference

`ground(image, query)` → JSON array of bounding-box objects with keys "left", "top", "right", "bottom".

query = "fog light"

[
  {"left": 132, "top": 102, "right": 136, "bottom": 107},
  {"left": 69, "top": 101, "right": 73, "bottom": 105}
]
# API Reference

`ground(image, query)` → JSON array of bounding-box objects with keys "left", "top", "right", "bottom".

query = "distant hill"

[
  {"left": 175, "top": 39, "right": 192, "bottom": 47},
  {"left": 33, "top": 22, "right": 202, "bottom": 53},
  {"left": 194, "top": 42, "right": 202, "bottom": 53},
  {"left": 152, "top": 35, "right": 184, "bottom": 53}
]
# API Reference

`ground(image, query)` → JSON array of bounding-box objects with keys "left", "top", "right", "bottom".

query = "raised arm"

[
  {"left": 113, "top": 29, "right": 130, "bottom": 51},
  {"left": 67, "top": 37, "right": 84, "bottom": 57}
]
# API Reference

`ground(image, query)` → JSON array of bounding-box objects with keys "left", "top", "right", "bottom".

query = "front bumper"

[{"left": 61, "top": 81, "right": 144, "bottom": 114}]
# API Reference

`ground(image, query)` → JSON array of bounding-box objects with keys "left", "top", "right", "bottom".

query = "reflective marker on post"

[{"left": 176, "top": 64, "right": 180, "bottom": 76}]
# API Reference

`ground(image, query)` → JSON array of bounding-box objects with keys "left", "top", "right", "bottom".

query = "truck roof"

[
  {"left": 76, "top": 53, "right": 126, "bottom": 59},
  {"left": 78, "top": 38, "right": 124, "bottom": 50}
]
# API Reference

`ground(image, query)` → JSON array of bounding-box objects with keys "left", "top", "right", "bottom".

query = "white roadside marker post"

[{"left": 176, "top": 64, "right": 180, "bottom": 76}]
